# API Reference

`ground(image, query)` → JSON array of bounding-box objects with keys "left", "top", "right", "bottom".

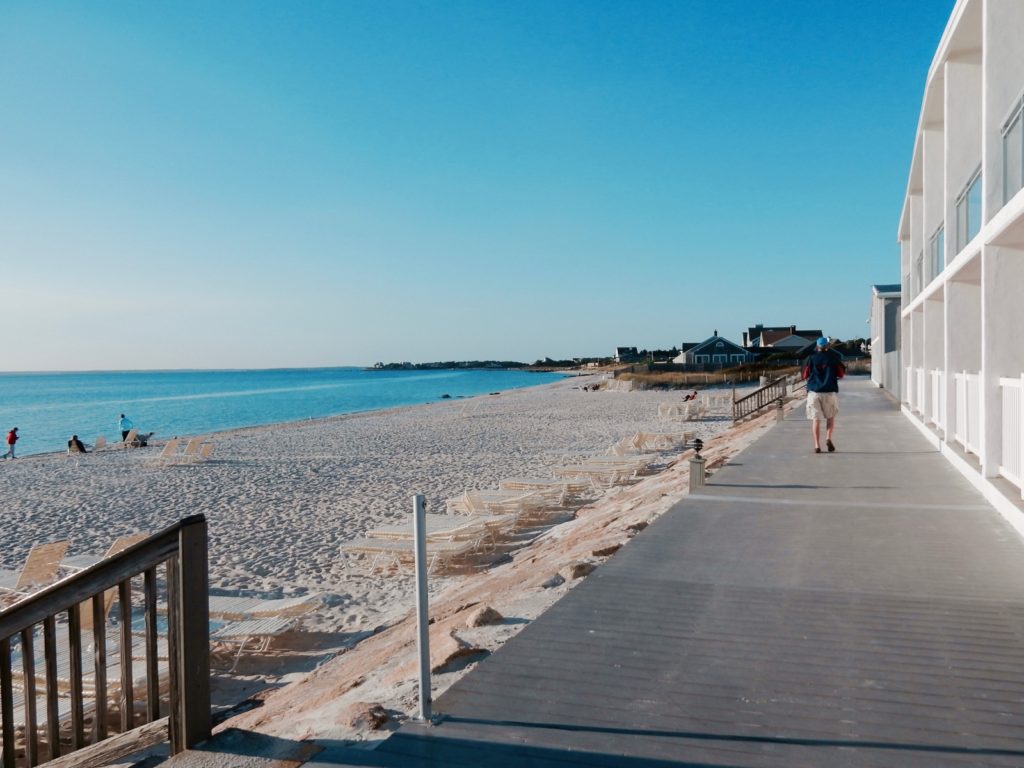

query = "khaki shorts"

[{"left": 806, "top": 391, "right": 839, "bottom": 420}]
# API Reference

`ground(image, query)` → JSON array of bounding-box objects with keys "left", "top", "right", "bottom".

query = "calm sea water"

[{"left": 0, "top": 368, "right": 564, "bottom": 458}]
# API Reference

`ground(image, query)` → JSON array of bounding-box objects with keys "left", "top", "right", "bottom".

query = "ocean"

[{"left": 0, "top": 368, "right": 564, "bottom": 458}]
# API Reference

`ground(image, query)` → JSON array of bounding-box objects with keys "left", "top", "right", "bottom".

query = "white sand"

[{"left": 0, "top": 376, "right": 747, "bottom": 635}]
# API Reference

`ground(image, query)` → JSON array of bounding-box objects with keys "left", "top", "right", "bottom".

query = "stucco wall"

[{"left": 984, "top": 0, "right": 1024, "bottom": 217}]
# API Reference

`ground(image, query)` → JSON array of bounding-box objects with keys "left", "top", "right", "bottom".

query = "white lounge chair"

[
  {"left": 0, "top": 540, "right": 70, "bottom": 602},
  {"left": 206, "top": 593, "right": 322, "bottom": 621},
  {"left": 61, "top": 532, "right": 149, "bottom": 574},
  {"left": 341, "top": 537, "right": 479, "bottom": 574},
  {"left": 211, "top": 617, "right": 298, "bottom": 672},
  {"left": 93, "top": 435, "right": 107, "bottom": 451},
  {"left": 368, "top": 513, "right": 514, "bottom": 551},
  {"left": 170, "top": 436, "right": 213, "bottom": 464},
  {"left": 499, "top": 477, "right": 593, "bottom": 497},
  {"left": 144, "top": 438, "right": 180, "bottom": 466}
]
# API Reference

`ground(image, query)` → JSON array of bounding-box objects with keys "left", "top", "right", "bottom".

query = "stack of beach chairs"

[{"left": 340, "top": 429, "right": 697, "bottom": 576}]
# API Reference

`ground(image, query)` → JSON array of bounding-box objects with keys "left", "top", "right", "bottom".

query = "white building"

[
  {"left": 869, "top": 284, "right": 901, "bottom": 398},
  {"left": 898, "top": 0, "right": 1024, "bottom": 533}
]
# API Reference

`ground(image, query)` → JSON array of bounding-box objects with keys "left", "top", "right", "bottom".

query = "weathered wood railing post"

[{"left": 169, "top": 515, "right": 211, "bottom": 753}]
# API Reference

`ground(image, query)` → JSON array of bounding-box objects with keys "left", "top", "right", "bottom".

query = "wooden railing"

[
  {"left": 732, "top": 376, "right": 789, "bottom": 422},
  {"left": 0, "top": 515, "right": 210, "bottom": 767}
]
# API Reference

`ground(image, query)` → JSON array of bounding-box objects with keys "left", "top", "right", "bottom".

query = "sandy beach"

[
  {"left": 0, "top": 374, "right": 785, "bottom": 752},
  {"left": 0, "top": 376, "right": 745, "bottom": 630}
]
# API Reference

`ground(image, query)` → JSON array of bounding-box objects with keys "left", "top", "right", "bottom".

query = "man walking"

[
  {"left": 802, "top": 337, "right": 845, "bottom": 454},
  {"left": 4, "top": 427, "right": 18, "bottom": 459}
]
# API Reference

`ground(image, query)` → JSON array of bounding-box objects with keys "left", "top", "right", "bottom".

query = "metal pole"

[
  {"left": 775, "top": 398, "right": 785, "bottom": 423},
  {"left": 412, "top": 494, "right": 432, "bottom": 722}
]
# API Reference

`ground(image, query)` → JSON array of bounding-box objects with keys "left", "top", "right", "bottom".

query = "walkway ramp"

[{"left": 309, "top": 377, "right": 1024, "bottom": 767}]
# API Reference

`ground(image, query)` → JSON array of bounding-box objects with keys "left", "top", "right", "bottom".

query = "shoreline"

[{"left": 3, "top": 372, "right": 575, "bottom": 461}]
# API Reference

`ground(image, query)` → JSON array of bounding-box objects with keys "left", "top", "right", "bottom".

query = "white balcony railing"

[
  {"left": 966, "top": 373, "right": 981, "bottom": 455},
  {"left": 930, "top": 369, "right": 945, "bottom": 429},
  {"left": 916, "top": 367, "right": 926, "bottom": 416},
  {"left": 954, "top": 371, "right": 982, "bottom": 456},
  {"left": 1000, "top": 377, "right": 1023, "bottom": 496},
  {"left": 905, "top": 366, "right": 914, "bottom": 409}
]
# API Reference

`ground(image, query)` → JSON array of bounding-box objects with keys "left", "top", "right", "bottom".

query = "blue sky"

[{"left": 1, "top": 1, "right": 955, "bottom": 370}]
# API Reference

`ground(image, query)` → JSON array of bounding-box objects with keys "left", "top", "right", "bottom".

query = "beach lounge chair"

[
  {"left": 206, "top": 593, "right": 322, "bottom": 622},
  {"left": 499, "top": 477, "right": 593, "bottom": 497},
  {"left": 145, "top": 437, "right": 180, "bottom": 465},
  {"left": 632, "top": 432, "right": 689, "bottom": 452},
  {"left": 553, "top": 462, "right": 643, "bottom": 488},
  {"left": 657, "top": 402, "right": 678, "bottom": 420},
  {"left": 0, "top": 540, "right": 70, "bottom": 602},
  {"left": 446, "top": 488, "right": 562, "bottom": 516},
  {"left": 93, "top": 435, "right": 107, "bottom": 451},
  {"left": 367, "top": 513, "right": 514, "bottom": 551},
  {"left": 341, "top": 537, "right": 479, "bottom": 574},
  {"left": 211, "top": 616, "right": 298, "bottom": 672},
  {"left": 196, "top": 442, "right": 215, "bottom": 461},
  {"left": 170, "top": 436, "right": 205, "bottom": 464},
  {"left": 121, "top": 427, "right": 138, "bottom": 448},
  {"left": 61, "top": 532, "right": 149, "bottom": 574}
]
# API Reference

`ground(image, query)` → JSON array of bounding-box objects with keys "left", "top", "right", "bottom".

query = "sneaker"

[{"left": 826, "top": 440, "right": 835, "bottom": 453}]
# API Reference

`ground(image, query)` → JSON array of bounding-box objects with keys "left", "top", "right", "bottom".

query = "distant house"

[
  {"left": 675, "top": 332, "right": 753, "bottom": 365},
  {"left": 744, "top": 324, "right": 822, "bottom": 352},
  {"left": 614, "top": 347, "right": 641, "bottom": 363}
]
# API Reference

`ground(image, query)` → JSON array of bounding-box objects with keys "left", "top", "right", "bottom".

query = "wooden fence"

[
  {"left": 732, "top": 376, "right": 791, "bottom": 422},
  {"left": 0, "top": 515, "right": 210, "bottom": 767}
]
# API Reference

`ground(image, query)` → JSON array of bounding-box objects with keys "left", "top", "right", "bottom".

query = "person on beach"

[
  {"left": 118, "top": 413, "right": 133, "bottom": 442},
  {"left": 802, "top": 336, "right": 845, "bottom": 454},
  {"left": 68, "top": 434, "right": 88, "bottom": 454},
  {"left": 4, "top": 427, "right": 17, "bottom": 459}
]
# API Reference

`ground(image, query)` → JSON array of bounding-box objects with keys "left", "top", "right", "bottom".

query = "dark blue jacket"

[{"left": 802, "top": 350, "right": 845, "bottom": 393}]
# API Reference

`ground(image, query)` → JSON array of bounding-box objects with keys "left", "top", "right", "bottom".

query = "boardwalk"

[
  {"left": 179, "top": 378, "right": 1024, "bottom": 767},
  {"left": 306, "top": 377, "right": 1024, "bottom": 767}
]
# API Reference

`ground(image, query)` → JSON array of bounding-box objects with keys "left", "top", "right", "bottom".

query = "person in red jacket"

[{"left": 4, "top": 427, "right": 18, "bottom": 459}]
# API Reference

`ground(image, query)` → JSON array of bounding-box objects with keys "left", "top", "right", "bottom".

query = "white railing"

[
  {"left": 905, "top": 366, "right": 914, "bottom": 409},
  {"left": 929, "top": 369, "right": 945, "bottom": 429},
  {"left": 966, "top": 373, "right": 981, "bottom": 455},
  {"left": 953, "top": 371, "right": 982, "bottom": 455},
  {"left": 915, "top": 367, "right": 926, "bottom": 416},
  {"left": 1000, "top": 377, "right": 1023, "bottom": 496}
]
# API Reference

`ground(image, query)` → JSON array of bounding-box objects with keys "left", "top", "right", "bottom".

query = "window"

[
  {"left": 1004, "top": 99, "right": 1024, "bottom": 204},
  {"left": 712, "top": 354, "right": 727, "bottom": 363},
  {"left": 730, "top": 354, "right": 745, "bottom": 362},
  {"left": 929, "top": 226, "right": 944, "bottom": 280},
  {"left": 955, "top": 169, "right": 981, "bottom": 253},
  {"left": 715, "top": 341, "right": 724, "bottom": 348},
  {"left": 914, "top": 251, "right": 923, "bottom": 296},
  {"left": 695, "top": 354, "right": 709, "bottom": 363}
]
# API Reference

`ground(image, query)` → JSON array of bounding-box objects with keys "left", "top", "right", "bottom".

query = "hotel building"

[{"left": 899, "top": 0, "right": 1024, "bottom": 532}]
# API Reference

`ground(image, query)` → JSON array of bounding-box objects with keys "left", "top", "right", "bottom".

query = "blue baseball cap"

[{"left": 816, "top": 336, "right": 829, "bottom": 347}]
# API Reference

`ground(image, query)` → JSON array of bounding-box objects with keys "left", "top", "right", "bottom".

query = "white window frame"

[
  {"left": 929, "top": 225, "right": 944, "bottom": 281},
  {"left": 954, "top": 168, "right": 981, "bottom": 254},
  {"left": 1003, "top": 96, "right": 1024, "bottom": 205},
  {"left": 695, "top": 354, "right": 710, "bottom": 363}
]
